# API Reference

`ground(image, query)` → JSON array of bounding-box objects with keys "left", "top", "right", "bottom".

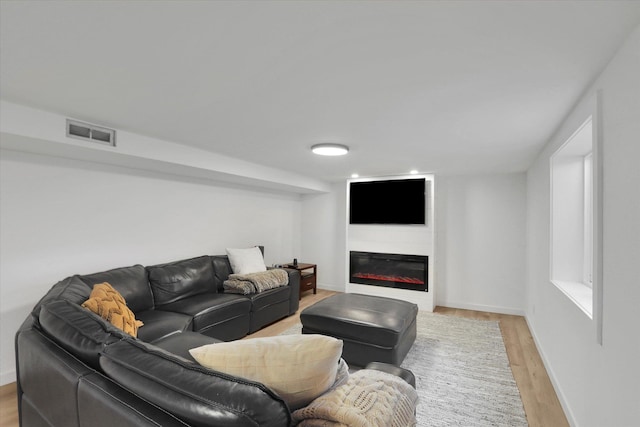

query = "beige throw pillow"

[
  {"left": 189, "top": 334, "right": 343, "bottom": 410},
  {"left": 225, "top": 247, "right": 267, "bottom": 274}
]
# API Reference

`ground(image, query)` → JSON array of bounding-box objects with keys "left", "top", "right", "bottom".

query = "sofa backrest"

[
  {"left": 146, "top": 255, "right": 217, "bottom": 307},
  {"left": 39, "top": 299, "right": 128, "bottom": 369},
  {"left": 80, "top": 264, "right": 154, "bottom": 312},
  {"left": 211, "top": 255, "right": 234, "bottom": 292},
  {"left": 100, "top": 338, "right": 291, "bottom": 427},
  {"left": 31, "top": 275, "right": 92, "bottom": 319}
]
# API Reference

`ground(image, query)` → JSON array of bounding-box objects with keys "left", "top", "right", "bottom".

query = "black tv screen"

[{"left": 350, "top": 178, "right": 426, "bottom": 225}]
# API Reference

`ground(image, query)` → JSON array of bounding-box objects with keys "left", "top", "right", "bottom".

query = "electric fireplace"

[{"left": 349, "top": 251, "right": 428, "bottom": 292}]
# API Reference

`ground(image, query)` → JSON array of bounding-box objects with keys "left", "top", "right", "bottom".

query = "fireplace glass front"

[{"left": 349, "top": 251, "right": 428, "bottom": 292}]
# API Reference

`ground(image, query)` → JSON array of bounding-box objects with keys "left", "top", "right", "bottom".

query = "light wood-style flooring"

[{"left": 0, "top": 289, "right": 568, "bottom": 427}]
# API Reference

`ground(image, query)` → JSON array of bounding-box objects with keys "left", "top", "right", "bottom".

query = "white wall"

[
  {"left": 435, "top": 173, "right": 526, "bottom": 315},
  {"left": 300, "top": 182, "right": 347, "bottom": 292},
  {"left": 0, "top": 149, "right": 303, "bottom": 385},
  {"left": 526, "top": 26, "right": 640, "bottom": 426},
  {"left": 300, "top": 173, "right": 526, "bottom": 315}
]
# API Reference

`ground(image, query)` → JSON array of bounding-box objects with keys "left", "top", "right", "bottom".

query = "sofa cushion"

[
  {"left": 147, "top": 256, "right": 216, "bottom": 306},
  {"left": 189, "top": 334, "right": 343, "bottom": 410},
  {"left": 135, "top": 309, "right": 193, "bottom": 343},
  {"left": 225, "top": 247, "right": 267, "bottom": 275},
  {"left": 82, "top": 282, "right": 144, "bottom": 337},
  {"left": 39, "top": 300, "right": 127, "bottom": 369},
  {"left": 159, "top": 293, "right": 251, "bottom": 334},
  {"left": 80, "top": 264, "right": 154, "bottom": 312},
  {"left": 100, "top": 338, "right": 291, "bottom": 427}
]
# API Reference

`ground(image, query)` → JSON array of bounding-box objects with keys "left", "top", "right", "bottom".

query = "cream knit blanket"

[{"left": 292, "top": 369, "right": 418, "bottom": 427}]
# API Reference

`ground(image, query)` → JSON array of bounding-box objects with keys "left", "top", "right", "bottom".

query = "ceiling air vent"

[{"left": 66, "top": 119, "right": 116, "bottom": 147}]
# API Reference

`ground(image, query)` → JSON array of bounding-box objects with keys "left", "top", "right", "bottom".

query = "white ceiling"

[{"left": 2, "top": 1, "right": 639, "bottom": 182}]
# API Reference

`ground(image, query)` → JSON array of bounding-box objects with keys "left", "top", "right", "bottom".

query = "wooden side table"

[{"left": 285, "top": 263, "right": 317, "bottom": 299}]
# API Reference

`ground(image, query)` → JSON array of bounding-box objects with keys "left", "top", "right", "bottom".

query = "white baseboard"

[
  {"left": 524, "top": 316, "right": 577, "bottom": 427},
  {"left": 437, "top": 300, "right": 525, "bottom": 316},
  {"left": 1, "top": 369, "right": 16, "bottom": 386},
  {"left": 316, "top": 283, "right": 346, "bottom": 293}
]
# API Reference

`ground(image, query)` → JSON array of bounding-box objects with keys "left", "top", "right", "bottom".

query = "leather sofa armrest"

[{"left": 284, "top": 268, "right": 300, "bottom": 314}]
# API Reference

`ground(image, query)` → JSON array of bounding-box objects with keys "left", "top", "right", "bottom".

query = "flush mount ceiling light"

[{"left": 311, "top": 143, "right": 349, "bottom": 156}]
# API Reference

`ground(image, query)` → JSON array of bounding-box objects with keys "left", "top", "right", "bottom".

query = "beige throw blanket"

[
  {"left": 292, "top": 369, "right": 418, "bottom": 427},
  {"left": 223, "top": 269, "right": 289, "bottom": 294}
]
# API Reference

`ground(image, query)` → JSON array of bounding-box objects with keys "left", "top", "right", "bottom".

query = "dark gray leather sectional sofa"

[{"left": 15, "top": 253, "right": 301, "bottom": 427}]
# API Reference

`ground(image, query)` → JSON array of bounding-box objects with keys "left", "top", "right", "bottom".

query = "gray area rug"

[{"left": 281, "top": 311, "right": 528, "bottom": 426}]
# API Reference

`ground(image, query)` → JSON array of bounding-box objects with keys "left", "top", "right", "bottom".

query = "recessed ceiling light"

[
  {"left": 351, "top": 173, "right": 359, "bottom": 178},
  {"left": 311, "top": 143, "right": 349, "bottom": 156},
  {"left": 409, "top": 169, "right": 419, "bottom": 174}
]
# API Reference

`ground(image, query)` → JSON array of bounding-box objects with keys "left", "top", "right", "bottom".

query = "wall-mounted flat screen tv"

[{"left": 349, "top": 178, "right": 426, "bottom": 225}]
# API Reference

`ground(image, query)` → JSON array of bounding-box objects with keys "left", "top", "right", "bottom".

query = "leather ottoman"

[{"left": 300, "top": 293, "right": 418, "bottom": 367}]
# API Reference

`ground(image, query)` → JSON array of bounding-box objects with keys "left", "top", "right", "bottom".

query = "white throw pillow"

[
  {"left": 225, "top": 247, "right": 267, "bottom": 274},
  {"left": 189, "top": 334, "right": 343, "bottom": 410}
]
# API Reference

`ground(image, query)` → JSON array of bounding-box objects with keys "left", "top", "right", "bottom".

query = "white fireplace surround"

[{"left": 346, "top": 175, "right": 435, "bottom": 311}]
